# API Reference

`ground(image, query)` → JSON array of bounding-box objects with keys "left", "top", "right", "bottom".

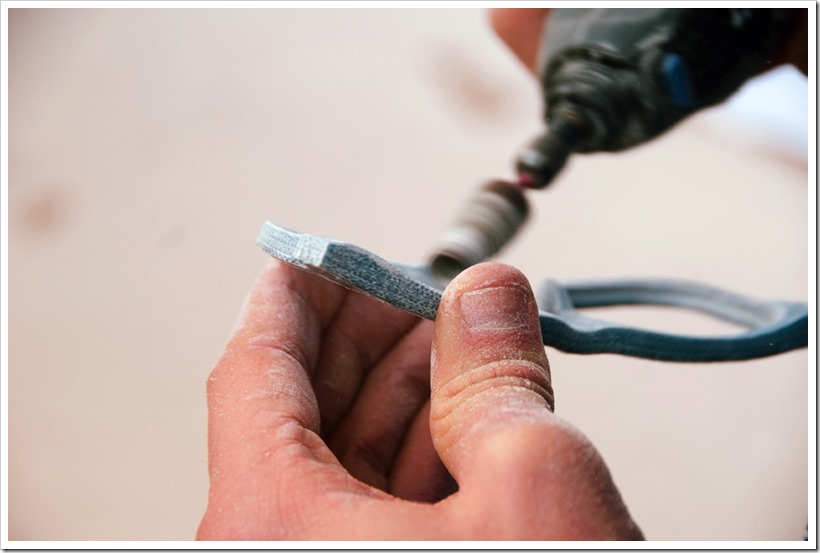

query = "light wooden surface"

[{"left": 8, "top": 8, "right": 810, "bottom": 541}]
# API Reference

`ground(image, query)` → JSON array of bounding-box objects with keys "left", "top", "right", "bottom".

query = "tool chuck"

[{"left": 428, "top": 180, "right": 529, "bottom": 284}]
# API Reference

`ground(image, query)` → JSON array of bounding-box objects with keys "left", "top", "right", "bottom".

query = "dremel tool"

[
  {"left": 428, "top": 8, "right": 803, "bottom": 279},
  {"left": 515, "top": 7, "right": 802, "bottom": 188}
]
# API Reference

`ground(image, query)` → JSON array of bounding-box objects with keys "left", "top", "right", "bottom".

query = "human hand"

[
  {"left": 489, "top": 8, "right": 551, "bottom": 74},
  {"left": 197, "top": 260, "right": 642, "bottom": 540}
]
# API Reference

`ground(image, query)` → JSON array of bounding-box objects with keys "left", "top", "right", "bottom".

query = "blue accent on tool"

[{"left": 661, "top": 53, "right": 697, "bottom": 109}]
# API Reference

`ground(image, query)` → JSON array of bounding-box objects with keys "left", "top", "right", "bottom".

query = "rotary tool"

[
  {"left": 428, "top": 7, "right": 803, "bottom": 276},
  {"left": 516, "top": 7, "right": 802, "bottom": 189}
]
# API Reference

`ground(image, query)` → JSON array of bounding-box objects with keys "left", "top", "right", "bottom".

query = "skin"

[
  {"left": 489, "top": 8, "right": 551, "bottom": 74},
  {"left": 197, "top": 261, "right": 643, "bottom": 540},
  {"left": 197, "top": 8, "right": 808, "bottom": 540},
  {"left": 198, "top": 7, "right": 808, "bottom": 540}
]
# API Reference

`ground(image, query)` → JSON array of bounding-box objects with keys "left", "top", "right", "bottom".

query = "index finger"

[
  {"left": 197, "top": 261, "right": 382, "bottom": 539},
  {"left": 205, "top": 260, "right": 346, "bottom": 482}
]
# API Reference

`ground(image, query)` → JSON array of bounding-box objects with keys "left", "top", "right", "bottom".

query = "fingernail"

[{"left": 459, "top": 286, "right": 529, "bottom": 331}]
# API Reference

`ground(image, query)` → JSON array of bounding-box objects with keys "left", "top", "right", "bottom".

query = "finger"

[
  {"left": 389, "top": 401, "right": 458, "bottom": 503},
  {"left": 429, "top": 263, "right": 642, "bottom": 539},
  {"left": 327, "top": 321, "right": 434, "bottom": 491},
  {"left": 206, "top": 260, "right": 348, "bottom": 486},
  {"left": 429, "top": 262, "right": 554, "bottom": 484},
  {"left": 311, "top": 293, "right": 419, "bottom": 435},
  {"left": 489, "top": 8, "right": 551, "bottom": 73}
]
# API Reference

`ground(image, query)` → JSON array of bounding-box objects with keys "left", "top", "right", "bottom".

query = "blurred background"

[{"left": 7, "top": 7, "right": 810, "bottom": 541}]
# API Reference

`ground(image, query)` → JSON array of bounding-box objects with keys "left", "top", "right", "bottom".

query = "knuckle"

[
  {"left": 234, "top": 333, "right": 311, "bottom": 370},
  {"left": 433, "top": 359, "right": 553, "bottom": 416},
  {"left": 206, "top": 338, "right": 312, "bottom": 398},
  {"left": 430, "top": 359, "right": 554, "bottom": 453}
]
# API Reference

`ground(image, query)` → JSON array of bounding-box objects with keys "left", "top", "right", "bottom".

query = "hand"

[
  {"left": 197, "top": 260, "right": 643, "bottom": 540},
  {"left": 489, "top": 8, "right": 551, "bottom": 74}
]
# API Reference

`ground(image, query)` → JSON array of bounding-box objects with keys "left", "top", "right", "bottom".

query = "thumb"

[
  {"left": 430, "top": 262, "right": 554, "bottom": 482},
  {"left": 429, "top": 263, "right": 643, "bottom": 540}
]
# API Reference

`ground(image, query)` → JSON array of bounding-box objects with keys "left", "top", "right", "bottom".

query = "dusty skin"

[
  {"left": 199, "top": 8, "right": 809, "bottom": 540},
  {"left": 197, "top": 261, "right": 643, "bottom": 540}
]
